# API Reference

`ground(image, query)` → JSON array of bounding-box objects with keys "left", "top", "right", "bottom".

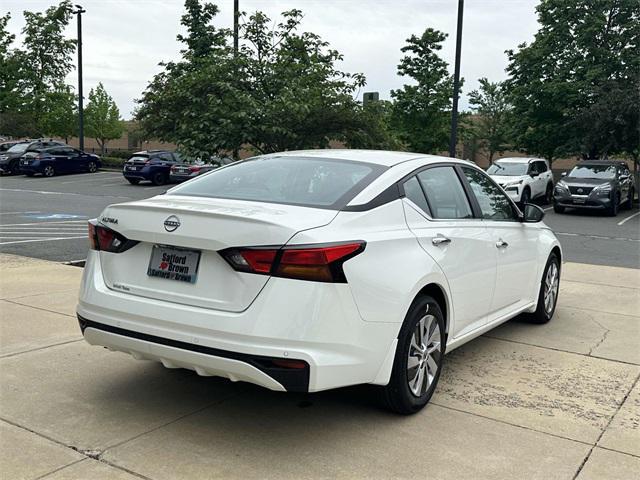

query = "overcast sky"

[{"left": 4, "top": 0, "right": 541, "bottom": 119}]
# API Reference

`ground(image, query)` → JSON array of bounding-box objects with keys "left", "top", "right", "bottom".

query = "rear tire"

[
  {"left": 624, "top": 188, "right": 634, "bottom": 210},
  {"left": 127, "top": 178, "right": 140, "bottom": 185},
  {"left": 43, "top": 165, "right": 55, "bottom": 177},
  {"left": 545, "top": 183, "right": 553, "bottom": 204},
  {"left": 9, "top": 160, "right": 20, "bottom": 175},
  {"left": 607, "top": 194, "right": 619, "bottom": 216},
  {"left": 526, "top": 253, "right": 560, "bottom": 324},
  {"left": 151, "top": 172, "right": 167, "bottom": 186},
  {"left": 382, "top": 296, "right": 445, "bottom": 415}
]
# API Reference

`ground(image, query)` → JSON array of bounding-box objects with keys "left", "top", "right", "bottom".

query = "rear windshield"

[
  {"left": 129, "top": 155, "right": 149, "bottom": 161},
  {"left": 167, "top": 156, "right": 386, "bottom": 209}
]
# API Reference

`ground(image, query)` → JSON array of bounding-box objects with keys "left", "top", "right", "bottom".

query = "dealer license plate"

[{"left": 147, "top": 245, "right": 201, "bottom": 283}]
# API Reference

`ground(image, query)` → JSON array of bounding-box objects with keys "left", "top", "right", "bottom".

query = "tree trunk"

[{"left": 488, "top": 150, "right": 494, "bottom": 164}]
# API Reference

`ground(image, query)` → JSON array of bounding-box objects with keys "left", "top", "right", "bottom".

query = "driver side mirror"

[
  {"left": 529, "top": 171, "right": 539, "bottom": 178},
  {"left": 522, "top": 203, "right": 545, "bottom": 223},
  {"left": 620, "top": 174, "right": 629, "bottom": 181}
]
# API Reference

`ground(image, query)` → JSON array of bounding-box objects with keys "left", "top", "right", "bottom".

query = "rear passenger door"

[
  {"left": 461, "top": 167, "right": 540, "bottom": 317},
  {"left": 402, "top": 165, "right": 497, "bottom": 339}
]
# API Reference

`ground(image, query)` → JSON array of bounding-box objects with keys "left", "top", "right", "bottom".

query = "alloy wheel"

[
  {"left": 407, "top": 310, "right": 442, "bottom": 397},
  {"left": 44, "top": 166, "right": 55, "bottom": 177},
  {"left": 544, "top": 262, "right": 559, "bottom": 314},
  {"left": 88, "top": 162, "right": 97, "bottom": 172}
]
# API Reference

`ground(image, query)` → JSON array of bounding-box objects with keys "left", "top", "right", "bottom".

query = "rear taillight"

[
  {"left": 170, "top": 165, "right": 177, "bottom": 172},
  {"left": 88, "top": 220, "right": 137, "bottom": 253},
  {"left": 220, "top": 241, "right": 365, "bottom": 283},
  {"left": 189, "top": 165, "right": 201, "bottom": 172}
]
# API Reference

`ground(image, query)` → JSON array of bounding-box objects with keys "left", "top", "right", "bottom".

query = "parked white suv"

[{"left": 487, "top": 158, "right": 554, "bottom": 205}]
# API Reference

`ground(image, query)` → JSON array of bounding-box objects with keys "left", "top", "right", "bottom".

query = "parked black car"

[
  {"left": 553, "top": 160, "right": 635, "bottom": 216},
  {"left": 122, "top": 150, "right": 180, "bottom": 186},
  {"left": 19, "top": 146, "right": 101, "bottom": 177},
  {"left": 169, "top": 156, "right": 233, "bottom": 183},
  {"left": 0, "top": 139, "right": 66, "bottom": 175},
  {"left": 0, "top": 140, "right": 24, "bottom": 153}
]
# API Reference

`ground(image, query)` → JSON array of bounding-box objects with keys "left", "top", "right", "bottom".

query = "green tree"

[
  {"left": 40, "top": 85, "right": 77, "bottom": 141},
  {"left": 467, "top": 78, "right": 512, "bottom": 163},
  {"left": 505, "top": 0, "right": 640, "bottom": 165},
  {"left": 136, "top": 1, "right": 370, "bottom": 158},
  {"left": 20, "top": 1, "right": 76, "bottom": 134},
  {"left": 84, "top": 83, "right": 125, "bottom": 154},
  {"left": 390, "top": 29, "right": 455, "bottom": 154},
  {"left": 345, "top": 100, "right": 403, "bottom": 150}
]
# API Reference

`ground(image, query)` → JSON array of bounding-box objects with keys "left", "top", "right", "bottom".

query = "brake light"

[
  {"left": 220, "top": 241, "right": 365, "bottom": 283},
  {"left": 87, "top": 220, "right": 137, "bottom": 253},
  {"left": 188, "top": 166, "right": 201, "bottom": 172}
]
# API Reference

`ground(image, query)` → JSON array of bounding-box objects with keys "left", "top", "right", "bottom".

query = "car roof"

[
  {"left": 258, "top": 149, "right": 452, "bottom": 167},
  {"left": 578, "top": 159, "right": 626, "bottom": 166},
  {"left": 494, "top": 157, "right": 542, "bottom": 164}
]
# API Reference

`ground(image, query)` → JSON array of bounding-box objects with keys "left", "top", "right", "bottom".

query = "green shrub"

[{"left": 100, "top": 156, "right": 126, "bottom": 168}]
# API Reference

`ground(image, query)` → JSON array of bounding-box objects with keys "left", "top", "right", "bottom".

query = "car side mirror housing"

[
  {"left": 522, "top": 203, "right": 545, "bottom": 223},
  {"left": 530, "top": 172, "right": 539, "bottom": 177},
  {"left": 619, "top": 174, "right": 629, "bottom": 181},
  {"left": 561, "top": 172, "right": 567, "bottom": 177}
]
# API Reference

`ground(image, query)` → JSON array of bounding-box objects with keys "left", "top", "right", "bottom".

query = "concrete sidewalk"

[{"left": 1, "top": 254, "right": 638, "bottom": 479}]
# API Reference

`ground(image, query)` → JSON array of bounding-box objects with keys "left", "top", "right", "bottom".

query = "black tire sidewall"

[
  {"left": 152, "top": 172, "right": 166, "bottom": 186},
  {"left": 385, "top": 296, "right": 446, "bottom": 414},
  {"left": 533, "top": 253, "right": 560, "bottom": 323}
]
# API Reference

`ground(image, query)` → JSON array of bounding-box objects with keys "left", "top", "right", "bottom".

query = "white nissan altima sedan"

[{"left": 77, "top": 150, "right": 561, "bottom": 414}]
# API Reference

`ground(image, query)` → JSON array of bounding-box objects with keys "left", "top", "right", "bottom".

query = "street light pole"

[
  {"left": 449, "top": 0, "right": 464, "bottom": 158},
  {"left": 233, "top": 0, "right": 239, "bottom": 55},
  {"left": 74, "top": 5, "right": 86, "bottom": 152}
]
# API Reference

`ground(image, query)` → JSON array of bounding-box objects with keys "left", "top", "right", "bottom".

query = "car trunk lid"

[{"left": 97, "top": 195, "right": 338, "bottom": 312}]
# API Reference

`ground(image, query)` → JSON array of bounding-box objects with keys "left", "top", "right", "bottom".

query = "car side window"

[
  {"left": 462, "top": 167, "right": 519, "bottom": 221},
  {"left": 402, "top": 176, "right": 431, "bottom": 216},
  {"left": 537, "top": 161, "right": 548, "bottom": 173},
  {"left": 416, "top": 167, "right": 473, "bottom": 219},
  {"left": 159, "top": 153, "right": 173, "bottom": 161}
]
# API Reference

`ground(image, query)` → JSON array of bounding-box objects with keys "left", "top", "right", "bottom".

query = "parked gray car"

[
  {"left": 553, "top": 160, "right": 635, "bottom": 216},
  {"left": 0, "top": 139, "right": 66, "bottom": 175}
]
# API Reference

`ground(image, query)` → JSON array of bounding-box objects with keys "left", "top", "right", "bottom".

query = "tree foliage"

[
  {"left": 84, "top": 82, "right": 125, "bottom": 153},
  {"left": 467, "top": 78, "right": 512, "bottom": 163},
  {"left": 136, "top": 1, "right": 392, "bottom": 158},
  {"left": 0, "top": 2, "right": 78, "bottom": 138},
  {"left": 506, "top": 0, "right": 640, "bottom": 162},
  {"left": 390, "top": 29, "right": 455, "bottom": 154}
]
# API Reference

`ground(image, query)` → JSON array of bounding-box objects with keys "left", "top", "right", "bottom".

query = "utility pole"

[
  {"left": 74, "top": 5, "right": 86, "bottom": 152},
  {"left": 233, "top": 0, "right": 239, "bottom": 160},
  {"left": 449, "top": 0, "right": 464, "bottom": 158}
]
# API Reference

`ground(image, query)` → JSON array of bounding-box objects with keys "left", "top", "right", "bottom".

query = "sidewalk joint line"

[
  {"left": 483, "top": 335, "right": 640, "bottom": 367},
  {"left": 34, "top": 459, "right": 86, "bottom": 480},
  {"left": 3, "top": 298, "right": 77, "bottom": 318},
  {"left": 430, "top": 402, "right": 594, "bottom": 448},
  {"left": 571, "top": 372, "right": 640, "bottom": 480},
  {"left": 0, "top": 339, "right": 83, "bottom": 359}
]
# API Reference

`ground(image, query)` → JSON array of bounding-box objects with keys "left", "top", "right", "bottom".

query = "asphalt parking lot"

[{"left": 1, "top": 170, "right": 639, "bottom": 268}]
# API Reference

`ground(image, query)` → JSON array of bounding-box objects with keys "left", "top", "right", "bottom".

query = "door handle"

[
  {"left": 432, "top": 235, "right": 451, "bottom": 246},
  {"left": 496, "top": 239, "right": 509, "bottom": 249}
]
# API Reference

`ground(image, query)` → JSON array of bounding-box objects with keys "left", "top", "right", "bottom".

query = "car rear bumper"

[
  {"left": 169, "top": 173, "right": 196, "bottom": 182},
  {"left": 76, "top": 251, "right": 398, "bottom": 392}
]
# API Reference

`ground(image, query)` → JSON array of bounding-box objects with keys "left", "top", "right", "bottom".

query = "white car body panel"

[{"left": 77, "top": 150, "right": 562, "bottom": 394}]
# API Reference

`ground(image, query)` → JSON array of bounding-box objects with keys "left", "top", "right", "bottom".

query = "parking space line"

[
  {"left": 0, "top": 220, "right": 87, "bottom": 227},
  {"left": 0, "top": 211, "right": 41, "bottom": 215},
  {"left": 617, "top": 211, "right": 640, "bottom": 226},
  {"left": 543, "top": 207, "right": 553, "bottom": 211},
  {"left": 556, "top": 231, "right": 639, "bottom": 242},
  {"left": 0, "top": 231, "right": 87, "bottom": 235},
  {"left": 0, "top": 236, "right": 86, "bottom": 245}
]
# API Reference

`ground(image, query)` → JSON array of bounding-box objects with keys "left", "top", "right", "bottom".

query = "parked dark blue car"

[
  {"left": 122, "top": 150, "right": 179, "bottom": 186},
  {"left": 19, "top": 146, "right": 101, "bottom": 177}
]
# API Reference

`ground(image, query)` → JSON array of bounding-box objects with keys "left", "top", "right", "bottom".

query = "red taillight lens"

[
  {"left": 220, "top": 241, "right": 365, "bottom": 283},
  {"left": 88, "top": 220, "right": 137, "bottom": 253},
  {"left": 188, "top": 165, "right": 201, "bottom": 172}
]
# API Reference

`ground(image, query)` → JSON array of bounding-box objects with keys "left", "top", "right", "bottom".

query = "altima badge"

[{"left": 164, "top": 215, "right": 180, "bottom": 232}]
